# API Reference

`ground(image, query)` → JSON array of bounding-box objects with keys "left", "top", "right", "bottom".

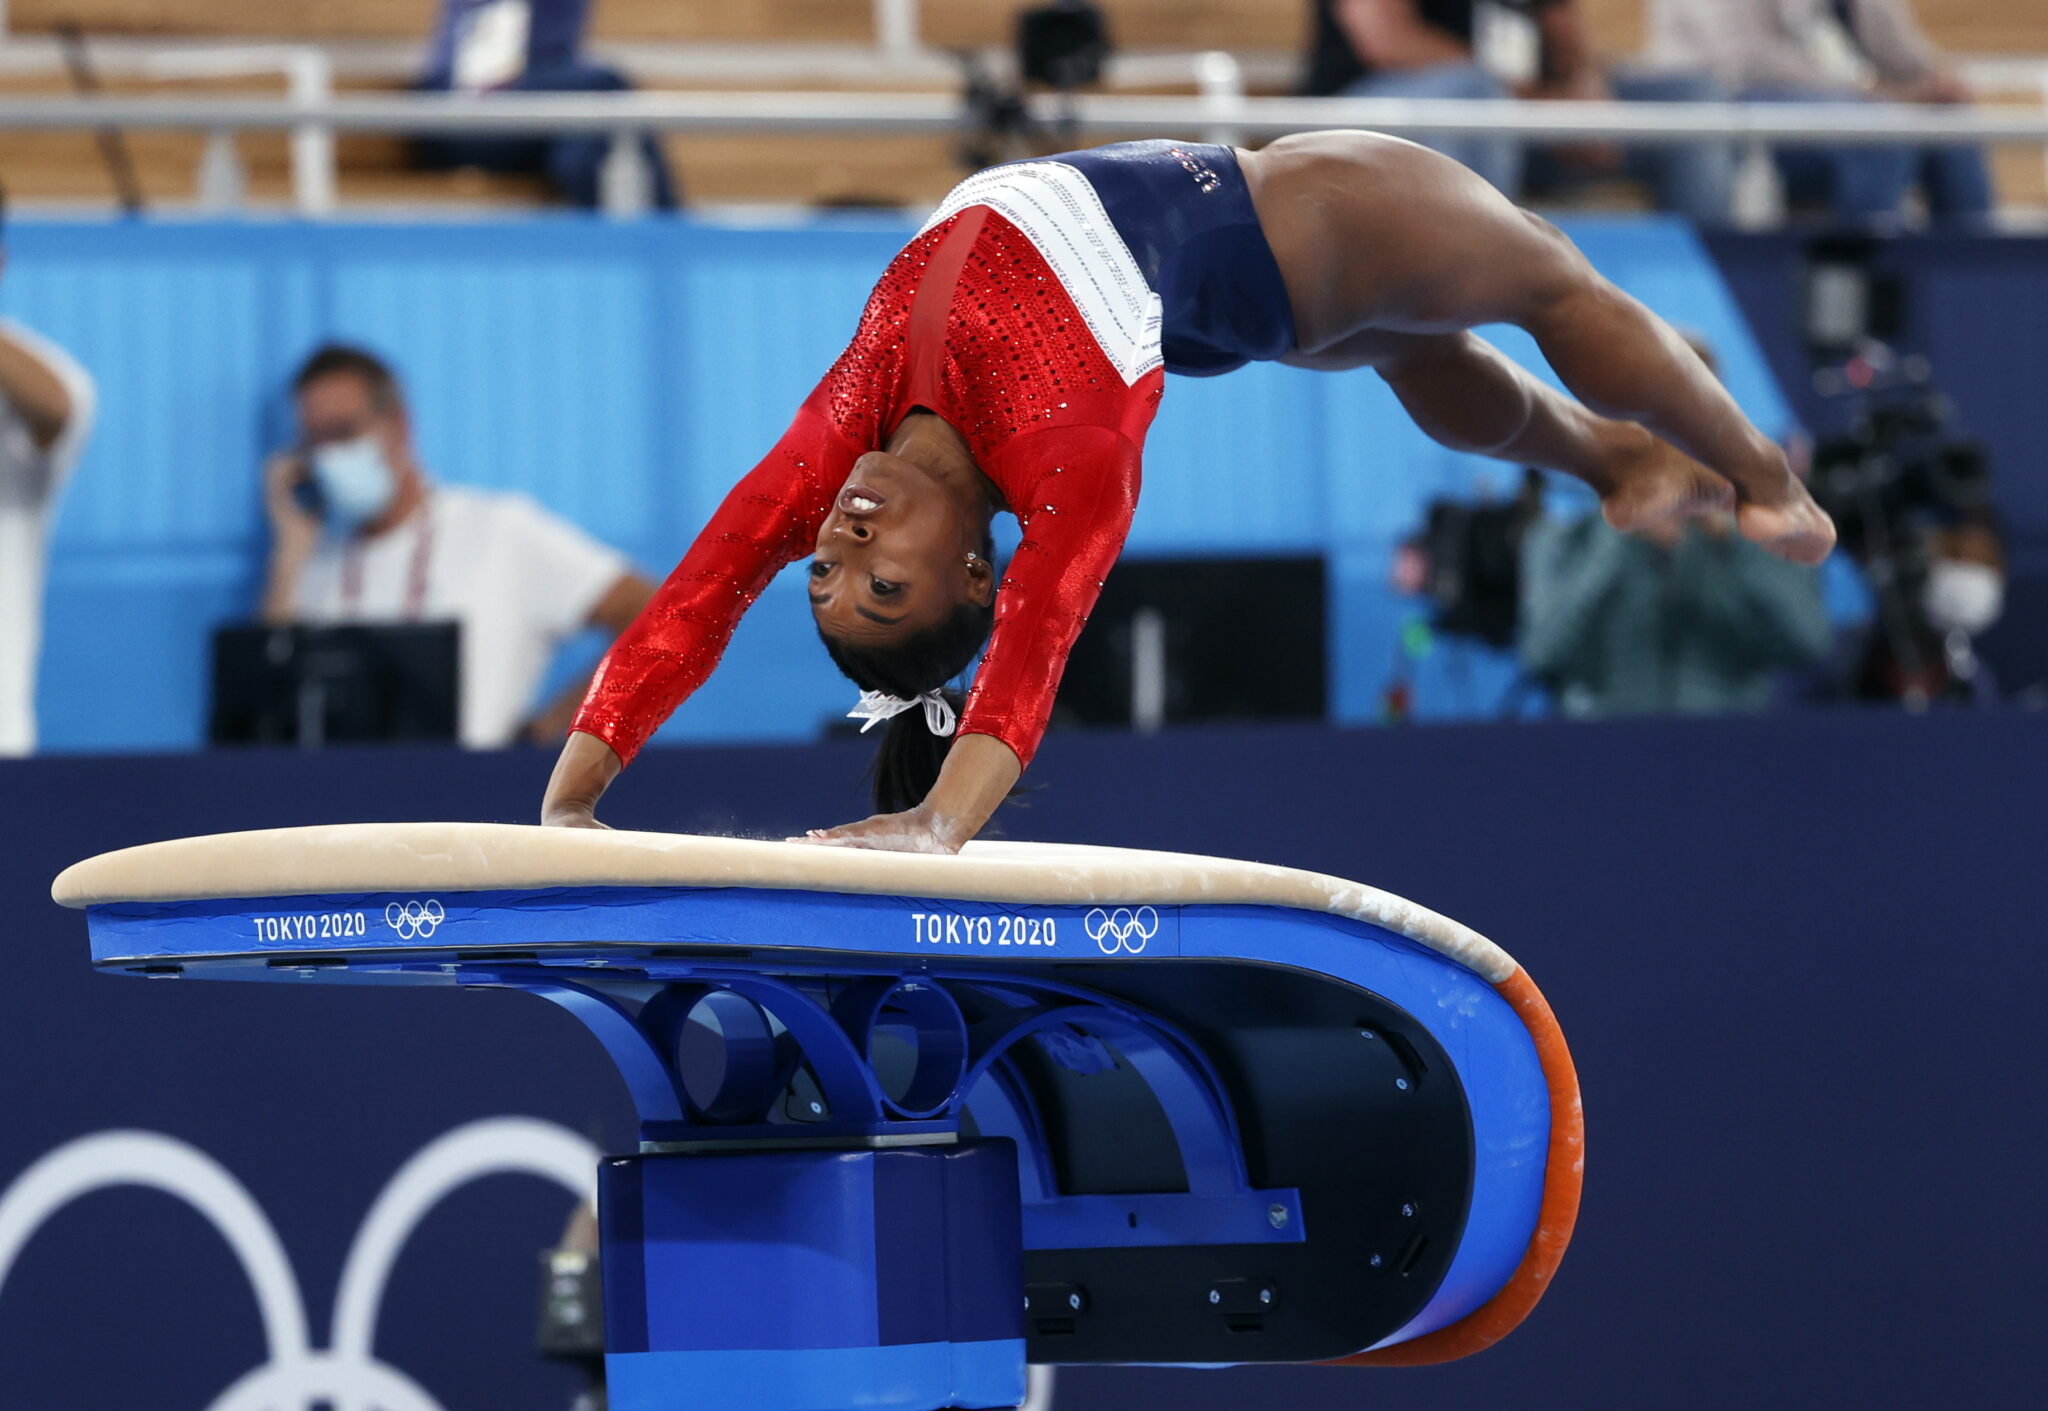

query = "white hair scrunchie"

[{"left": 846, "top": 689, "right": 959, "bottom": 737}]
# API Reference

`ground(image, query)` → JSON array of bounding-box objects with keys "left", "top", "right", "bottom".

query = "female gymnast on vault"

[{"left": 542, "top": 131, "right": 1834, "bottom": 852}]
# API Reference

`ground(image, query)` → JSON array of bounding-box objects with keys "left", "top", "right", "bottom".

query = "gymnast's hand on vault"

[{"left": 789, "top": 808, "right": 964, "bottom": 855}]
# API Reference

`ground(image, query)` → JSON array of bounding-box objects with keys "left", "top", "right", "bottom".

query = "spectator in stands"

[
  {"left": 1301, "top": 0, "right": 1531, "bottom": 194},
  {"left": 412, "top": 0, "right": 678, "bottom": 210},
  {"left": 1647, "top": 0, "right": 1994, "bottom": 228},
  {"left": 0, "top": 184, "right": 96, "bottom": 756},
  {"left": 1521, "top": 3, "right": 1736, "bottom": 225},
  {"left": 1301, "top": 0, "right": 1734, "bottom": 221},
  {"left": 259, "top": 344, "right": 657, "bottom": 748},
  {"left": 1519, "top": 336, "right": 1831, "bottom": 716}
]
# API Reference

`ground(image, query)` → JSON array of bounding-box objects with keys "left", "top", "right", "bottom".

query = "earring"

[{"left": 964, "top": 551, "right": 982, "bottom": 566}]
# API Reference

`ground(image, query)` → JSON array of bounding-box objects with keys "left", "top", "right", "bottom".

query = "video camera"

[
  {"left": 1807, "top": 379, "right": 1994, "bottom": 563},
  {"left": 1407, "top": 469, "right": 1547, "bottom": 651},
  {"left": 1799, "top": 238, "right": 2002, "bottom": 702},
  {"left": 959, "top": 1, "right": 1114, "bottom": 168}
]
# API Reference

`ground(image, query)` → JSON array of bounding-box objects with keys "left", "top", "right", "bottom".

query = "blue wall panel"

[{"left": 2, "top": 215, "right": 1786, "bottom": 752}]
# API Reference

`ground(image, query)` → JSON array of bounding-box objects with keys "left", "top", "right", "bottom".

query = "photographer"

[
  {"left": 1518, "top": 337, "right": 1831, "bottom": 717},
  {"left": 1802, "top": 337, "right": 2003, "bottom": 707},
  {"left": 1844, "top": 511, "right": 2005, "bottom": 705},
  {"left": 1520, "top": 504, "right": 1833, "bottom": 717},
  {"left": 259, "top": 344, "right": 655, "bottom": 748}
]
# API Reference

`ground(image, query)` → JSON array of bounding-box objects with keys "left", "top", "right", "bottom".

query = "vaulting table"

[{"left": 53, "top": 823, "right": 1582, "bottom": 1411}]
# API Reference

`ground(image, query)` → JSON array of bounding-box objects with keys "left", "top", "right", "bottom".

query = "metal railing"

[
  {"left": 12, "top": 88, "right": 2048, "bottom": 139},
  {"left": 4, "top": 51, "right": 2048, "bottom": 218}
]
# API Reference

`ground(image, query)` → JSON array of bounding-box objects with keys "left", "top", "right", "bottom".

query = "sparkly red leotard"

[{"left": 573, "top": 201, "right": 1167, "bottom": 770}]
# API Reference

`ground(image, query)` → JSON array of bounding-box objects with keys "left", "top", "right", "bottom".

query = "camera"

[
  {"left": 1407, "top": 469, "right": 1547, "bottom": 650},
  {"left": 960, "top": 2, "right": 1114, "bottom": 169},
  {"left": 1807, "top": 385, "right": 1993, "bottom": 563},
  {"left": 1797, "top": 238, "right": 2003, "bottom": 703},
  {"left": 1018, "top": 0, "right": 1112, "bottom": 91}
]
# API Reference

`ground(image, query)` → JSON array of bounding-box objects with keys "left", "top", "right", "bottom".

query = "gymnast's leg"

[{"left": 1250, "top": 133, "right": 1834, "bottom": 562}]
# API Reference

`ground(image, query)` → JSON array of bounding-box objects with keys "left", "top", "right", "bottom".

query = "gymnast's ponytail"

[
  {"left": 869, "top": 689, "right": 969, "bottom": 815},
  {"left": 821, "top": 597, "right": 995, "bottom": 815}
]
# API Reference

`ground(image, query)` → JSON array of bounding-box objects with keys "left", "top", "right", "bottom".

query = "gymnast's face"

[{"left": 809, "top": 452, "right": 989, "bottom": 644}]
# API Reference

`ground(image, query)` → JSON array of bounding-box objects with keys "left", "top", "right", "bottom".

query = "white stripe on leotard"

[{"left": 919, "top": 161, "right": 1165, "bottom": 387}]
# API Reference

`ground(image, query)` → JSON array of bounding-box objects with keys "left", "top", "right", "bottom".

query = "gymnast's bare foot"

[
  {"left": 1731, "top": 491, "right": 1837, "bottom": 567},
  {"left": 1596, "top": 435, "right": 1835, "bottom": 566},
  {"left": 1596, "top": 437, "right": 1731, "bottom": 532},
  {"left": 1680, "top": 433, "right": 1835, "bottom": 566},
  {"left": 791, "top": 806, "right": 964, "bottom": 854}
]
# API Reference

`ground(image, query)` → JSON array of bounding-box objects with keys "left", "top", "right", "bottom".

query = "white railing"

[
  {"left": 6, "top": 89, "right": 2047, "bottom": 138},
  {"left": 5, "top": 88, "right": 2048, "bottom": 217},
  {"left": 1960, "top": 55, "right": 2048, "bottom": 192},
  {"left": 0, "top": 39, "right": 339, "bottom": 213},
  {"left": 2, "top": 49, "right": 2047, "bottom": 219}
]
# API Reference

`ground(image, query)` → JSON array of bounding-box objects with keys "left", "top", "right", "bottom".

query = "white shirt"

[
  {"left": 0, "top": 319, "right": 96, "bottom": 756},
  {"left": 293, "top": 483, "right": 628, "bottom": 748}
]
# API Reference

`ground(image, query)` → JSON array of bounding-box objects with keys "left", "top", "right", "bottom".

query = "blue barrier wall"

[
  {"left": 3, "top": 215, "right": 1788, "bottom": 750},
  {"left": 2, "top": 714, "right": 2042, "bottom": 1408}
]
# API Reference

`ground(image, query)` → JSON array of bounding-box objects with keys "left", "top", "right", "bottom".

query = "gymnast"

[{"left": 542, "top": 131, "right": 1835, "bottom": 852}]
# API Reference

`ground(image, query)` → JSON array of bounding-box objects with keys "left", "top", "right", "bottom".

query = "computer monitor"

[
  {"left": 209, "top": 623, "right": 461, "bottom": 746},
  {"left": 1055, "top": 557, "right": 1325, "bottom": 729}
]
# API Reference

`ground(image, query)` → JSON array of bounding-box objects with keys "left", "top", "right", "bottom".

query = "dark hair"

[
  {"left": 820, "top": 531, "right": 998, "bottom": 815},
  {"left": 292, "top": 343, "right": 402, "bottom": 410}
]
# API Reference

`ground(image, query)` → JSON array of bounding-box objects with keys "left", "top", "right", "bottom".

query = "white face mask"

[
  {"left": 310, "top": 435, "right": 398, "bottom": 532},
  {"left": 1922, "top": 559, "right": 2004, "bottom": 637}
]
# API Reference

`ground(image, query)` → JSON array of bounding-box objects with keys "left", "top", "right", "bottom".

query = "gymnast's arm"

[
  {"left": 801, "top": 424, "right": 1143, "bottom": 853},
  {"left": 541, "top": 407, "right": 852, "bottom": 828}
]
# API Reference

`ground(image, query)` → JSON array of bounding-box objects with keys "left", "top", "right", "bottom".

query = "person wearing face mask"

[
  {"left": 1855, "top": 516, "right": 2006, "bottom": 704},
  {"left": 259, "top": 343, "right": 656, "bottom": 748},
  {"left": 1922, "top": 522, "right": 2004, "bottom": 640}
]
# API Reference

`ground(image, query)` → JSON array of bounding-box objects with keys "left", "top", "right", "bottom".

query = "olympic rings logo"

[
  {"left": 0, "top": 1119, "right": 598, "bottom": 1411},
  {"left": 1084, "top": 906, "right": 1159, "bottom": 955},
  {"left": 384, "top": 899, "right": 446, "bottom": 940},
  {"left": 0, "top": 1124, "right": 1061, "bottom": 1411}
]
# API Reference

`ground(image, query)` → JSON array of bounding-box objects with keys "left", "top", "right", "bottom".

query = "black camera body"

[
  {"left": 1413, "top": 469, "right": 1548, "bottom": 650},
  {"left": 1018, "top": 0, "right": 1112, "bottom": 91},
  {"left": 1808, "top": 385, "right": 1993, "bottom": 565}
]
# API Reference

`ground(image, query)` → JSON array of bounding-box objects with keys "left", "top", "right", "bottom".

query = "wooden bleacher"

[{"left": 0, "top": 0, "right": 2042, "bottom": 209}]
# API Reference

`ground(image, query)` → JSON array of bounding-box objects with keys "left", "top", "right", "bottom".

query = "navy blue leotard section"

[{"left": 1041, "top": 140, "right": 1298, "bottom": 378}]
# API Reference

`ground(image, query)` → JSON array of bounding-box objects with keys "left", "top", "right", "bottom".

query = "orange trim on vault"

[{"left": 1335, "top": 965, "right": 1584, "bottom": 1368}]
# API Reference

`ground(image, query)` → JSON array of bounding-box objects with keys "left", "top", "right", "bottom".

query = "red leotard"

[{"left": 573, "top": 204, "right": 1166, "bottom": 771}]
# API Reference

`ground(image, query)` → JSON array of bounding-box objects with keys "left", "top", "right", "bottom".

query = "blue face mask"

[{"left": 310, "top": 435, "right": 398, "bottom": 532}]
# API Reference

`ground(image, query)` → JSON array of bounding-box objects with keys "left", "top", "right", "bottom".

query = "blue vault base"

[{"left": 600, "top": 1142, "right": 1028, "bottom": 1411}]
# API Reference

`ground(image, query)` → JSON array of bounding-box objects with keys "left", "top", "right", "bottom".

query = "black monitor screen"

[
  {"left": 210, "top": 623, "right": 460, "bottom": 746},
  {"left": 1055, "top": 557, "right": 1325, "bottom": 728}
]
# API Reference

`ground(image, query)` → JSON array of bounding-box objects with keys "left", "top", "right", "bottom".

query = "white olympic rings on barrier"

[
  {"left": 1083, "top": 906, "right": 1159, "bottom": 955},
  {"left": 0, "top": 1118, "right": 600, "bottom": 1411},
  {"left": 383, "top": 899, "right": 445, "bottom": 941}
]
